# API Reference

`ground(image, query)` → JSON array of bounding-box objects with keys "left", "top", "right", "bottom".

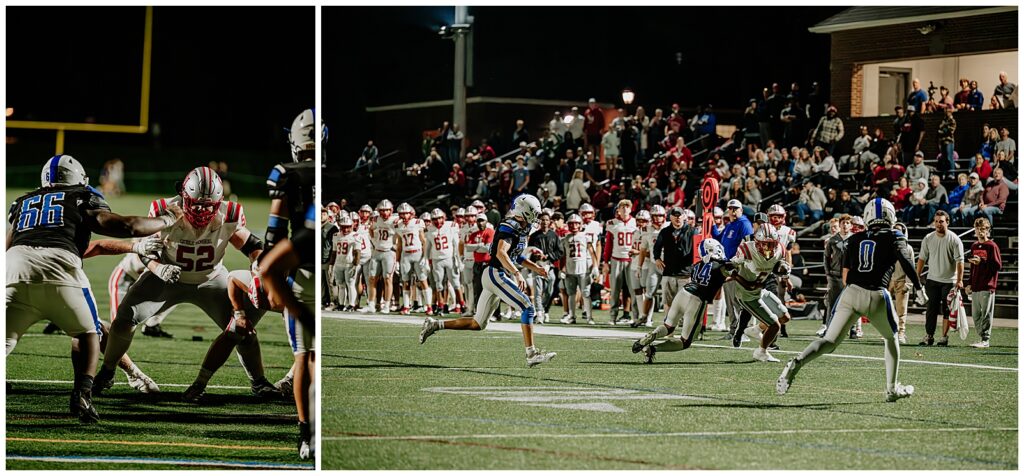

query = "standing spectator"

[
  {"left": 648, "top": 108, "right": 666, "bottom": 158},
  {"left": 601, "top": 127, "right": 620, "bottom": 181},
  {"left": 510, "top": 155, "right": 530, "bottom": 196},
  {"left": 936, "top": 85, "right": 955, "bottom": 111},
  {"left": 906, "top": 78, "right": 927, "bottom": 112},
  {"left": 888, "top": 222, "right": 915, "bottom": 344},
  {"left": 578, "top": 151, "right": 598, "bottom": 183},
  {"left": 937, "top": 108, "right": 957, "bottom": 180},
  {"left": 538, "top": 173, "right": 557, "bottom": 204},
  {"left": 806, "top": 81, "right": 825, "bottom": 126},
  {"left": 906, "top": 151, "right": 930, "bottom": 183},
  {"left": 795, "top": 181, "right": 826, "bottom": 225},
  {"left": 992, "top": 72, "right": 1017, "bottom": 109},
  {"left": 811, "top": 106, "right": 844, "bottom": 157},
  {"left": 646, "top": 178, "right": 663, "bottom": 207},
  {"left": 557, "top": 149, "right": 575, "bottom": 195},
  {"left": 767, "top": 83, "right": 786, "bottom": 141},
  {"left": 757, "top": 89, "right": 773, "bottom": 146},
  {"left": 898, "top": 106, "right": 926, "bottom": 165},
  {"left": 512, "top": 119, "right": 530, "bottom": 148},
  {"left": 976, "top": 168, "right": 1010, "bottom": 225},
  {"left": 565, "top": 169, "right": 589, "bottom": 212},
  {"left": 954, "top": 79, "right": 972, "bottom": 110},
  {"left": 566, "top": 106, "right": 585, "bottom": 149},
  {"left": 957, "top": 172, "right": 985, "bottom": 224},
  {"left": 915, "top": 211, "right": 965, "bottom": 346},
  {"left": 780, "top": 96, "right": 807, "bottom": 149},
  {"left": 968, "top": 80, "right": 985, "bottom": 111},
  {"left": 447, "top": 124, "right": 464, "bottom": 164},
  {"left": 813, "top": 147, "right": 840, "bottom": 188},
  {"left": 583, "top": 98, "right": 605, "bottom": 157},
  {"left": 549, "top": 111, "right": 568, "bottom": 142},
  {"left": 355, "top": 140, "right": 379, "bottom": 175},
  {"left": 995, "top": 127, "right": 1016, "bottom": 162},
  {"left": 968, "top": 217, "right": 1002, "bottom": 348}
]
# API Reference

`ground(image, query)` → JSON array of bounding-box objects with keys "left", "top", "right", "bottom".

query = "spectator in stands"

[
  {"left": 557, "top": 149, "right": 575, "bottom": 195},
  {"left": 899, "top": 105, "right": 926, "bottom": 165},
  {"left": 742, "top": 178, "right": 761, "bottom": 210},
  {"left": 355, "top": 140, "right": 379, "bottom": 175},
  {"left": 996, "top": 127, "right": 1016, "bottom": 162},
  {"left": 891, "top": 105, "right": 905, "bottom": 140},
  {"left": 795, "top": 181, "right": 826, "bottom": 225},
  {"left": 646, "top": 177, "right": 664, "bottom": 208},
  {"left": 761, "top": 169, "right": 784, "bottom": 205},
  {"left": 448, "top": 163, "right": 466, "bottom": 196},
  {"left": 958, "top": 172, "right": 985, "bottom": 223},
  {"left": 512, "top": 119, "right": 530, "bottom": 148},
  {"left": 648, "top": 108, "right": 666, "bottom": 158},
  {"left": 954, "top": 79, "right": 973, "bottom": 111},
  {"left": 666, "top": 177, "right": 685, "bottom": 209},
  {"left": 968, "top": 217, "right": 1002, "bottom": 348},
  {"left": 780, "top": 96, "right": 807, "bottom": 149},
  {"left": 906, "top": 78, "right": 927, "bottom": 112},
  {"left": 539, "top": 173, "right": 557, "bottom": 203},
  {"left": 811, "top": 106, "right": 844, "bottom": 157},
  {"left": 901, "top": 177, "right": 930, "bottom": 225},
  {"left": 993, "top": 72, "right": 1017, "bottom": 109},
  {"left": 447, "top": 123, "right": 465, "bottom": 163},
  {"left": 841, "top": 125, "right": 875, "bottom": 172},
  {"left": 968, "top": 80, "right": 985, "bottom": 111},
  {"left": 916, "top": 210, "right": 965, "bottom": 347},
  {"left": 812, "top": 147, "right": 839, "bottom": 188},
  {"left": 888, "top": 222, "right": 914, "bottom": 344},
  {"left": 978, "top": 125, "right": 998, "bottom": 161},
  {"left": 945, "top": 173, "right": 970, "bottom": 222},
  {"left": 601, "top": 127, "right": 620, "bottom": 181},
  {"left": 993, "top": 150, "right": 1018, "bottom": 190},
  {"left": 890, "top": 176, "right": 913, "bottom": 211},
  {"left": 906, "top": 151, "right": 929, "bottom": 184},
  {"left": 937, "top": 107, "right": 957, "bottom": 180},
  {"left": 549, "top": 111, "right": 568, "bottom": 142},
  {"left": 793, "top": 149, "right": 814, "bottom": 182},
  {"left": 767, "top": 83, "right": 787, "bottom": 142},
  {"left": 511, "top": 155, "right": 530, "bottom": 195},
  {"left": 635, "top": 106, "right": 650, "bottom": 158},
  {"left": 976, "top": 167, "right": 1010, "bottom": 225},
  {"left": 789, "top": 241, "right": 809, "bottom": 289},
  {"left": 936, "top": 85, "right": 954, "bottom": 111},
  {"left": 567, "top": 106, "right": 585, "bottom": 149},
  {"left": 837, "top": 190, "right": 863, "bottom": 217},
  {"left": 872, "top": 158, "right": 905, "bottom": 197},
  {"left": 822, "top": 188, "right": 841, "bottom": 218},
  {"left": 565, "top": 169, "right": 589, "bottom": 212},
  {"left": 971, "top": 153, "right": 993, "bottom": 181}
]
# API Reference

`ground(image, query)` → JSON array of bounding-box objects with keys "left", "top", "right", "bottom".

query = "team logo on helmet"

[
  {"left": 181, "top": 166, "right": 224, "bottom": 228},
  {"left": 753, "top": 225, "right": 781, "bottom": 258},
  {"left": 698, "top": 238, "right": 726, "bottom": 263},
  {"left": 511, "top": 194, "right": 542, "bottom": 224},
  {"left": 40, "top": 155, "right": 89, "bottom": 188},
  {"left": 864, "top": 198, "right": 897, "bottom": 228},
  {"left": 567, "top": 213, "right": 582, "bottom": 232}
]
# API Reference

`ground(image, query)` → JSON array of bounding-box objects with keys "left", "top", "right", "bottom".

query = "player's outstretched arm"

[{"left": 87, "top": 205, "right": 182, "bottom": 238}]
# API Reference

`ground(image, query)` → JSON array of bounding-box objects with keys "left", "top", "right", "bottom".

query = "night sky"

[
  {"left": 6, "top": 6, "right": 314, "bottom": 150},
  {"left": 325, "top": 6, "right": 846, "bottom": 159}
]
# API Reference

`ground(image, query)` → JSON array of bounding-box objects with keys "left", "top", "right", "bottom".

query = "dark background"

[
  {"left": 6, "top": 6, "right": 314, "bottom": 192},
  {"left": 324, "top": 6, "right": 846, "bottom": 164}
]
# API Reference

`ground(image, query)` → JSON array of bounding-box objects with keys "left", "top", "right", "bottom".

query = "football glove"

[
  {"left": 131, "top": 237, "right": 164, "bottom": 260},
  {"left": 914, "top": 287, "right": 928, "bottom": 306},
  {"left": 153, "top": 263, "right": 182, "bottom": 283}
]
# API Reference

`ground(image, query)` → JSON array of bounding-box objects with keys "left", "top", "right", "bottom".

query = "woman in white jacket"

[
  {"left": 601, "top": 129, "right": 621, "bottom": 181},
  {"left": 566, "top": 169, "right": 590, "bottom": 211}
]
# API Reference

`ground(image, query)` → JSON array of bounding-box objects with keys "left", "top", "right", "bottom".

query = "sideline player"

[
  {"left": 331, "top": 216, "right": 361, "bottom": 310},
  {"left": 559, "top": 214, "right": 598, "bottom": 324},
  {"left": 418, "top": 194, "right": 556, "bottom": 367},
  {"left": 7, "top": 155, "right": 182, "bottom": 422},
  {"left": 426, "top": 208, "right": 465, "bottom": 315},
  {"left": 777, "top": 198, "right": 922, "bottom": 402},
  {"left": 603, "top": 200, "right": 637, "bottom": 325},
  {"left": 363, "top": 200, "right": 397, "bottom": 313},
  {"left": 395, "top": 203, "right": 431, "bottom": 314}
]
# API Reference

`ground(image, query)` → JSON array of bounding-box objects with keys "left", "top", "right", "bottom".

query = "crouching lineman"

[
  {"left": 777, "top": 198, "right": 922, "bottom": 402},
  {"left": 632, "top": 239, "right": 732, "bottom": 363},
  {"left": 7, "top": 155, "right": 182, "bottom": 422},
  {"left": 729, "top": 225, "right": 793, "bottom": 363},
  {"left": 559, "top": 214, "right": 597, "bottom": 324},
  {"left": 419, "top": 194, "right": 557, "bottom": 367}
]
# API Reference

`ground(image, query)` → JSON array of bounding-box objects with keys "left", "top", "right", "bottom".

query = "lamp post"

[
  {"left": 621, "top": 88, "right": 635, "bottom": 119},
  {"left": 439, "top": 7, "right": 473, "bottom": 161}
]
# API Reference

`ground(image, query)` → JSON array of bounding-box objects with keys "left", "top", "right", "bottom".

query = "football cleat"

[
  {"left": 526, "top": 349, "right": 556, "bottom": 368},
  {"left": 971, "top": 340, "right": 991, "bottom": 348},
  {"left": 70, "top": 389, "right": 99, "bottom": 423},
  {"left": 142, "top": 324, "right": 174, "bottom": 338},
  {"left": 92, "top": 367, "right": 116, "bottom": 396},
  {"left": 276, "top": 374, "right": 295, "bottom": 396},
  {"left": 936, "top": 336, "right": 949, "bottom": 347},
  {"left": 753, "top": 347, "right": 780, "bottom": 363},
  {"left": 43, "top": 322, "right": 62, "bottom": 335},
  {"left": 419, "top": 317, "right": 440, "bottom": 344},
  {"left": 251, "top": 377, "right": 284, "bottom": 399},
  {"left": 586, "top": 316, "right": 595, "bottom": 325},
  {"left": 776, "top": 358, "right": 800, "bottom": 395},
  {"left": 743, "top": 325, "right": 762, "bottom": 341},
  {"left": 381, "top": 306, "right": 391, "bottom": 314},
  {"left": 886, "top": 383, "right": 915, "bottom": 402},
  {"left": 126, "top": 371, "right": 160, "bottom": 394},
  {"left": 182, "top": 382, "right": 207, "bottom": 403},
  {"left": 898, "top": 331, "right": 908, "bottom": 344},
  {"left": 816, "top": 323, "right": 828, "bottom": 337},
  {"left": 424, "top": 306, "right": 434, "bottom": 316},
  {"left": 400, "top": 306, "right": 411, "bottom": 315},
  {"left": 642, "top": 345, "right": 656, "bottom": 364},
  {"left": 298, "top": 421, "right": 313, "bottom": 460}
]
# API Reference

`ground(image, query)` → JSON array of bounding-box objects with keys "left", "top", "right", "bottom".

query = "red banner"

[{"left": 693, "top": 176, "right": 720, "bottom": 262}]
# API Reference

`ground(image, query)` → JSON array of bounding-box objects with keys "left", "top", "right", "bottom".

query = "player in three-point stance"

[
  {"left": 777, "top": 198, "right": 922, "bottom": 402},
  {"left": 419, "top": 194, "right": 557, "bottom": 367},
  {"left": 632, "top": 238, "right": 732, "bottom": 363}
]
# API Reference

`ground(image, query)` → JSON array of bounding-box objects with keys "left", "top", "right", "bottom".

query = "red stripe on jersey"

[
  {"left": 226, "top": 202, "right": 235, "bottom": 222},
  {"left": 160, "top": 199, "right": 167, "bottom": 213}
]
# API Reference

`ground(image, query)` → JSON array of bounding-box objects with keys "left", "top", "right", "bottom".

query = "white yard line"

[
  {"left": 5, "top": 455, "right": 312, "bottom": 470},
  {"left": 325, "top": 426, "right": 1018, "bottom": 441},
  {"left": 7, "top": 379, "right": 250, "bottom": 390},
  {"left": 324, "top": 313, "right": 1019, "bottom": 372}
]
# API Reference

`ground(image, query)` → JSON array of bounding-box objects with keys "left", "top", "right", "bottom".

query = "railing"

[
  {"left": 401, "top": 181, "right": 448, "bottom": 205},
  {"left": 350, "top": 149, "right": 400, "bottom": 172},
  {"left": 684, "top": 134, "right": 709, "bottom": 149}
]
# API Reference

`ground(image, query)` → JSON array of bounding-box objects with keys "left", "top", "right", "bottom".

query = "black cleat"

[
  {"left": 631, "top": 339, "right": 645, "bottom": 354},
  {"left": 780, "top": 325, "right": 788, "bottom": 338},
  {"left": 731, "top": 333, "right": 742, "bottom": 348},
  {"left": 93, "top": 368, "right": 115, "bottom": 396},
  {"left": 642, "top": 345, "right": 656, "bottom": 364},
  {"left": 70, "top": 390, "right": 99, "bottom": 423},
  {"left": 142, "top": 324, "right": 174, "bottom": 338},
  {"left": 42, "top": 322, "right": 62, "bottom": 335},
  {"left": 251, "top": 377, "right": 284, "bottom": 399}
]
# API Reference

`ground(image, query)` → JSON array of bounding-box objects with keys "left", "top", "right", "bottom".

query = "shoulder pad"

[
  {"left": 267, "top": 164, "right": 288, "bottom": 198},
  {"left": 86, "top": 185, "right": 105, "bottom": 199},
  {"left": 497, "top": 220, "right": 521, "bottom": 235}
]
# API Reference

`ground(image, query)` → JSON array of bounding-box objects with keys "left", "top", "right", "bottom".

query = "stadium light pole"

[{"left": 440, "top": 7, "right": 472, "bottom": 159}]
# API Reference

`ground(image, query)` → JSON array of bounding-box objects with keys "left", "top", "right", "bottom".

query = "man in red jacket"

[
  {"left": 968, "top": 217, "right": 1002, "bottom": 348},
  {"left": 976, "top": 168, "right": 1010, "bottom": 225},
  {"left": 584, "top": 98, "right": 605, "bottom": 158}
]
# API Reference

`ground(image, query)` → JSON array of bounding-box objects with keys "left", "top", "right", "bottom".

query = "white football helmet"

[
  {"left": 753, "top": 224, "right": 781, "bottom": 258},
  {"left": 510, "top": 194, "right": 542, "bottom": 224},
  {"left": 864, "top": 198, "right": 897, "bottom": 228},
  {"left": 713, "top": 207, "right": 724, "bottom": 218},
  {"left": 650, "top": 205, "right": 666, "bottom": 217},
  {"left": 359, "top": 204, "right": 373, "bottom": 213},
  {"left": 579, "top": 203, "right": 595, "bottom": 216},
  {"left": 767, "top": 204, "right": 787, "bottom": 227},
  {"left": 419, "top": 212, "right": 430, "bottom": 221},
  {"left": 337, "top": 215, "right": 354, "bottom": 228},
  {"left": 288, "top": 109, "right": 316, "bottom": 162},
  {"left": 698, "top": 238, "right": 726, "bottom": 263},
  {"left": 471, "top": 200, "right": 485, "bottom": 209},
  {"left": 431, "top": 208, "right": 445, "bottom": 220},
  {"left": 376, "top": 200, "right": 393, "bottom": 219},
  {"left": 636, "top": 210, "right": 651, "bottom": 222},
  {"left": 41, "top": 155, "right": 88, "bottom": 188},
  {"left": 455, "top": 207, "right": 466, "bottom": 218},
  {"left": 465, "top": 205, "right": 478, "bottom": 217},
  {"left": 181, "top": 166, "right": 224, "bottom": 228},
  {"left": 567, "top": 213, "right": 583, "bottom": 232}
]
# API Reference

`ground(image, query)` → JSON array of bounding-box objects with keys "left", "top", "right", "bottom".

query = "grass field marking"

[
  {"left": 6, "top": 455, "right": 313, "bottom": 470},
  {"left": 324, "top": 426, "right": 1019, "bottom": 441},
  {"left": 325, "top": 313, "right": 1018, "bottom": 372},
  {"left": 423, "top": 385, "right": 710, "bottom": 413},
  {"left": 7, "top": 437, "right": 293, "bottom": 452},
  {"left": 7, "top": 379, "right": 249, "bottom": 390}
]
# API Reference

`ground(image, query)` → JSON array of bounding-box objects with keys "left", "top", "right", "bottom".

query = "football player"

[
  {"left": 331, "top": 216, "right": 361, "bottom": 310},
  {"left": 559, "top": 214, "right": 598, "bottom": 324},
  {"left": 603, "top": 200, "right": 637, "bottom": 325},
  {"left": 265, "top": 109, "right": 316, "bottom": 249},
  {"left": 458, "top": 206, "right": 478, "bottom": 316},
  {"left": 638, "top": 205, "right": 668, "bottom": 326},
  {"left": 363, "top": 200, "right": 397, "bottom": 313},
  {"left": 395, "top": 203, "right": 431, "bottom": 314},
  {"left": 352, "top": 210, "right": 372, "bottom": 309},
  {"left": 7, "top": 155, "right": 181, "bottom": 422},
  {"left": 632, "top": 239, "right": 733, "bottom": 363},
  {"left": 778, "top": 198, "right": 922, "bottom": 402},
  {"left": 628, "top": 210, "right": 651, "bottom": 327},
  {"left": 321, "top": 207, "right": 338, "bottom": 310},
  {"left": 729, "top": 225, "right": 793, "bottom": 362},
  {"left": 425, "top": 208, "right": 464, "bottom": 315},
  {"left": 95, "top": 167, "right": 276, "bottom": 397},
  {"left": 419, "top": 195, "right": 556, "bottom": 367}
]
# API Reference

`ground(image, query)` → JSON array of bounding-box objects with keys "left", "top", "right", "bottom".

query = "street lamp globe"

[{"left": 621, "top": 88, "right": 635, "bottom": 105}]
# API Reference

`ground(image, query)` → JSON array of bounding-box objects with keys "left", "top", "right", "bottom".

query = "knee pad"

[{"left": 521, "top": 307, "right": 536, "bottom": 324}]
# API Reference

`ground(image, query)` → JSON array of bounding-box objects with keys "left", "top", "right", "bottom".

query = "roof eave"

[{"left": 809, "top": 6, "right": 1017, "bottom": 34}]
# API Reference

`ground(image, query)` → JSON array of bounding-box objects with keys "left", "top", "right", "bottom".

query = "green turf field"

[
  {"left": 5, "top": 189, "right": 312, "bottom": 470},
  {"left": 322, "top": 310, "right": 1017, "bottom": 470}
]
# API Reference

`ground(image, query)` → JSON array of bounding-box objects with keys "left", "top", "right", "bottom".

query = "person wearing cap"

[
  {"left": 901, "top": 177, "right": 933, "bottom": 226},
  {"left": 956, "top": 172, "right": 985, "bottom": 225},
  {"left": 512, "top": 119, "right": 530, "bottom": 147},
  {"left": 906, "top": 151, "right": 929, "bottom": 184},
  {"left": 652, "top": 207, "right": 698, "bottom": 318},
  {"left": 898, "top": 103, "right": 926, "bottom": 165}
]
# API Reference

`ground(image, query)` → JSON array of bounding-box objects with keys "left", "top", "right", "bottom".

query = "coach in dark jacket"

[{"left": 653, "top": 207, "right": 698, "bottom": 313}]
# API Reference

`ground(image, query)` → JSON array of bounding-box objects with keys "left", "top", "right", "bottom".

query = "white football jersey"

[
  {"left": 629, "top": 226, "right": 646, "bottom": 270},
  {"left": 640, "top": 222, "right": 669, "bottom": 271},
  {"left": 426, "top": 221, "right": 459, "bottom": 260},
  {"left": 356, "top": 232, "right": 371, "bottom": 264},
  {"left": 562, "top": 232, "right": 592, "bottom": 275},
  {"left": 395, "top": 218, "right": 425, "bottom": 252},
  {"left": 605, "top": 216, "right": 638, "bottom": 260},
  {"left": 582, "top": 220, "right": 603, "bottom": 264},
  {"left": 116, "top": 252, "right": 148, "bottom": 281},
  {"left": 370, "top": 215, "right": 398, "bottom": 251},
  {"left": 332, "top": 232, "right": 360, "bottom": 266},
  {"left": 149, "top": 196, "right": 245, "bottom": 285},
  {"left": 730, "top": 240, "right": 785, "bottom": 300},
  {"left": 776, "top": 224, "right": 797, "bottom": 250},
  {"left": 460, "top": 224, "right": 476, "bottom": 261}
]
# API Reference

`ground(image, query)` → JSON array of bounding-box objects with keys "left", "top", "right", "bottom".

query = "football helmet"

[
  {"left": 376, "top": 200, "right": 393, "bottom": 219},
  {"left": 864, "top": 198, "right": 897, "bottom": 228},
  {"left": 698, "top": 238, "right": 726, "bottom": 263},
  {"left": 681, "top": 209, "right": 695, "bottom": 223},
  {"left": 455, "top": 207, "right": 466, "bottom": 218},
  {"left": 431, "top": 208, "right": 445, "bottom": 220},
  {"left": 41, "top": 155, "right": 88, "bottom": 188},
  {"left": 397, "top": 203, "right": 414, "bottom": 222},
  {"left": 753, "top": 224, "right": 781, "bottom": 258},
  {"left": 419, "top": 212, "right": 431, "bottom": 222},
  {"left": 510, "top": 194, "right": 542, "bottom": 224},
  {"left": 650, "top": 205, "right": 666, "bottom": 216},
  {"left": 713, "top": 207, "right": 724, "bottom": 218},
  {"left": 288, "top": 109, "right": 316, "bottom": 162},
  {"left": 636, "top": 210, "right": 651, "bottom": 222},
  {"left": 471, "top": 200, "right": 485, "bottom": 209},
  {"left": 465, "top": 205, "right": 478, "bottom": 217},
  {"left": 359, "top": 204, "right": 372, "bottom": 213},
  {"left": 768, "top": 204, "right": 787, "bottom": 227},
  {"left": 567, "top": 213, "right": 583, "bottom": 232},
  {"left": 180, "top": 166, "right": 224, "bottom": 228},
  {"left": 337, "top": 215, "right": 354, "bottom": 228}
]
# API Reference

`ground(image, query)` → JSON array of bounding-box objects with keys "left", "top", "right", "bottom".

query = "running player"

[
  {"left": 777, "top": 198, "right": 922, "bottom": 402},
  {"left": 729, "top": 225, "right": 793, "bottom": 363},
  {"left": 419, "top": 194, "right": 556, "bottom": 367},
  {"left": 632, "top": 238, "right": 732, "bottom": 363}
]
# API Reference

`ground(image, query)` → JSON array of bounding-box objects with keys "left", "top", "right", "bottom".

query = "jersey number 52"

[{"left": 176, "top": 245, "right": 216, "bottom": 272}]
